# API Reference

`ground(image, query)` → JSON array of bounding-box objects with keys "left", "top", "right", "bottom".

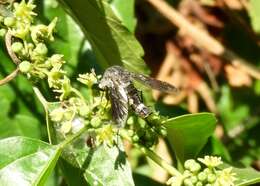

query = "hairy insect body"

[
  {"left": 125, "top": 83, "right": 150, "bottom": 118},
  {"left": 99, "top": 66, "right": 178, "bottom": 127}
]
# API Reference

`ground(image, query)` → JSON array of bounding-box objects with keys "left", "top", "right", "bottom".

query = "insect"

[{"left": 99, "top": 66, "right": 179, "bottom": 127}]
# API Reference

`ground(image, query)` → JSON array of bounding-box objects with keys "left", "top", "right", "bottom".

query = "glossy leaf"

[
  {"left": 57, "top": 0, "right": 149, "bottom": 74},
  {"left": 0, "top": 136, "right": 61, "bottom": 186},
  {"left": 83, "top": 143, "right": 134, "bottom": 186},
  {"left": 164, "top": 113, "right": 217, "bottom": 163}
]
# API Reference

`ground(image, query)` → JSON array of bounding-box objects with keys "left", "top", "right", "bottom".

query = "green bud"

[
  {"left": 132, "top": 134, "right": 139, "bottom": 142},
  {"left": 0, "top": 29, "right": 6, "bottom": 37},
  {"left": 207, "top": 173, "right": 216, "bottom": 183},
  {"left": 183, "top": 178, "right": 193, "bottom": 186},
  {"left": 27, "top": 43, "right": 34, "bottom": 50},
  {"left": 190, "top": 162, "right": 201, "bottom": 173},
  {"left": 127, "top": 130, "right": 134, "bottom": 136},
  {"left": 90, "top": 117, "right": 101, "bottom": 128},
  {"left": 190, "top": 176, "right": 198, "bottom": 184},
  {"left": 79, "top": 105, "right": 90, "bottom": 116},
  {"left": 184, "top": 159, "right": 196, "bottom": 170},
  {"left": 34, "top": 43, "right": 48, "bottom": 55},
  {"left": 196, "top": 182, "right": 203, "bottom": 186},
  {"left": 126, "top": 116, "right": 134, "bottom": 125},
  {"left": 50, "top": 108, "right": 64, "bottom": 122},
  {"left": 19, "top": 61, "right": 31, "bottom": 73},
  {"left": 60, "top": 121, "right": 72, "bottom": 134},
  {"left": 205, "top": 184, "right": 212, "bottom": 186},
  {"left": 63, "top": 110, "right": 74, "bottom": 121},
  {"left": 198, "top": 172, "right": 207, "bottom": 181},
  {"left": 12, "top": 42, "right": 23, "bottom": 53},
  {"left": 203, "top": 168, "right": 212, "bottom": 174},
  {"left": 4, "top": 17, "right": 15, "bottom": 27}
]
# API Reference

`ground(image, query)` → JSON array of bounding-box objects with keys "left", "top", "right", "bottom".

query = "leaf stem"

[
  {"left": 33, "top": 86, "right": 52, "bottom": 143},
  {"left": 33, "top": 86, "right": 48, "bottom": 109}
]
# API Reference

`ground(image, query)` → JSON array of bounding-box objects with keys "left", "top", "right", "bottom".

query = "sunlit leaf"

[
  {"left": 164, "top": 113, "right": 217, "bottom": 163},
  {"left": 57, "top": 0, "right": 149, "bottom": 74},
  {"left": 0, "top": 137, "right": 61, "bottom": 186}
]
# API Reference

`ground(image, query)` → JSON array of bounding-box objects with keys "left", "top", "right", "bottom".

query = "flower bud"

[
  {"left": 207, "top": 173, "right": 216, "bottom": 183},
  {"left": 90, "top": 117, "right": 101, "bottom": 128},
  {"left": 19, "top": 61, "right": 32, "bottom": 73},
  {"left": 4, "top": 17, "right": 16, "bottom": 27},
  {"left": 198, "top": 172, "right": 207, "bottom": 181},
  {"left": 12, "top": 42, "right": 23, "bottom": 53},
  {"left": 0, "top": 29, "right": 6, "bottom": 37}
]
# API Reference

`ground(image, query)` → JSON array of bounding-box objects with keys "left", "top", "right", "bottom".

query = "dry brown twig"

[
  {"left": 146, "top": 0, "right": 260, "bottom": 80},
  {"left": 0, "top": 30, "right": 20, "bottom": 85}
]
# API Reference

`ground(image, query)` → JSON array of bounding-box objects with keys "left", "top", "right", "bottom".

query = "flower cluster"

[
  {"left": 167, "top": 156, "right": 237, "bottom": 186},
  {"left": 0, "top": 0, "right": 118, "bottom": 146}
]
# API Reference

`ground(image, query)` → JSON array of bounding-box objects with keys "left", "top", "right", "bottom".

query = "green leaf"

[
  {"left": 83, "top": 144, "right": 134, "bottom": 186},
  {"left": 217, "top": 86, "right": 249, "bottom": 135},
  {"left": 45, "top": 102, "right": 134, "bottom": 186},
  {"left": 57, "top": 0, "right": 149, "bottom": 74},
  {"left": 249, "top": 0, "right": 260, "bottom": 33},
  {"left": 164, "top": 113, "right": 217, "bottom": 163},
  {"left": 0, "top": 136, "right": 62, "bottom": 186},
  {"left": 219, "top": 164, "right": 260, "bottom": 186},
  {"left": 233, "top": 166, "right": 260, "bottom": 186},
  {"left": 110, "top": 0, "right": 137, "bottom": 32},
  {"left": 43, "top": 0, "right": 85, "bottom": 75}
]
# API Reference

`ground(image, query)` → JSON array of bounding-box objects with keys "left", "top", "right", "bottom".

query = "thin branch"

[
  {"left": 5, "top": 30, "right": 21, "bottom": 65},
  {"left": 146, "top": 0, "right": 260, "bottom": 80},
  {"left": 0, "top": 67, "right": 19, "bottom": 85}
]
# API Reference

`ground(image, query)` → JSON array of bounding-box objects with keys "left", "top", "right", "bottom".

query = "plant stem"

[
  {"left": 32, "top": 86, "right": 53, "bottom": 143},
  {"left": 0, "top": 67, "right": 19, "bottom": 85},
  {"left": 138, "top": 146, "right": 182, "bottom": 177},
  {"left": 33, "top": 86, "right": 48, "bottom": 109},
  {"left": 59, "top": 126, "right": 88, "bottom": 149},
  {"left": 120, "top": 129, "right": 181, "bottom": 177}
]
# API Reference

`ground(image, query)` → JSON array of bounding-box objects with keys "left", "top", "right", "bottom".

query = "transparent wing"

[
  {"left": 108, "top": 87, "right": 128, "bottom": 127},
  {"left": 130, "top": 73, "right": 179, "bottom": 93}
]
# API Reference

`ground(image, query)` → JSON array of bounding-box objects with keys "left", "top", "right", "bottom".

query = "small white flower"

[
  {"left": 166, "top": 176, "right": 183, "bottom": 186},
  {"left": 198, "top": 156, "right": 223, "bottom": 168},
  {"left": 215, "top": 167, "right": 237, "bottom": 186}
]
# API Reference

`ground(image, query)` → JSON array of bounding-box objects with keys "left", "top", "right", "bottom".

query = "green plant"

[{"left": 0, "top": 0, "right": 259, "bottom": 186}]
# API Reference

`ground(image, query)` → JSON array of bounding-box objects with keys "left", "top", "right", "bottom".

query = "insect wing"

[
  {"left": 130, "top": 73, "right": 179, "bottom": 93},
  {"left": 108, "top": 86, "right": 128, "bottom": 127}
]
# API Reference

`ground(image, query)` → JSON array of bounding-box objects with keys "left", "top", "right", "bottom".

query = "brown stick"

[
  {"left": 0, "top": 30, "right": 21, "bottom": 85},
  {"left": 0, "top": 67, "right": 19, "bottom": 85},
  {"left": 146, "top": 0, "right": 260, "bottom": 79},
  {"left": 5, "top": 30, "right": 21, "bottom": 65}
]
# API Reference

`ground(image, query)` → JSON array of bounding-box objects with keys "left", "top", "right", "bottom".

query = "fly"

[{"left": 99, "top": 66, "right": 178, "bottom": 127}]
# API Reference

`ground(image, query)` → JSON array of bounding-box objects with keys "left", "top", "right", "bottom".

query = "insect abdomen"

[{"left": 126, "top": 83, "right": 150, "bottom": 118}]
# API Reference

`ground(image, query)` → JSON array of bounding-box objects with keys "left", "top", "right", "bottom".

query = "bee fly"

[{"left": 99, "top": 66, "right": 178, "bottom": 127}]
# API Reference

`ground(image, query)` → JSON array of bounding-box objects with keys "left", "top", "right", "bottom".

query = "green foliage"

[
  {"left": 0, "top": 0, "right": 259, "bottom": 186},
  {"left": 0, "top": 136, "right": 62, "bottom": 186},
  {"left": 164, "top": 113, "right": 217, "bottom": 163},
  {"left": 57, "top": 0, "right": 149, "bottom": 74}
]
